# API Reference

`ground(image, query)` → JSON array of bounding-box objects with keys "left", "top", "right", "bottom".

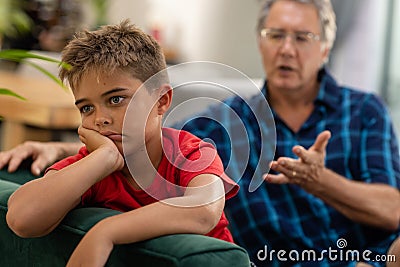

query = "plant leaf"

[
  {"left": 24, "top": 61, "right": 69, "bottom": 91},
  {"left": 0, "top": 49, "right": 71, "bottom": 70},
  {"left": 0, "top": 0, "right": 32, "bottom": 38},
  {"left": 0, "top": 88, "right": 26, "bottom": 100},
  {"left": 0, "top": 49, "right": 71, "bottom": 91}
]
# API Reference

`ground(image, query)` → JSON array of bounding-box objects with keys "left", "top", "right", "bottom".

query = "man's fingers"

[
  {"left": 311, "top": 130, "right": 331, "bottom": 152},
  {"left": 0, "top": 152, "right": 11, "bottom": 169},
  {"left": 270, "top": 159, "right": 302, "bottom": 180},
  {"left": 263, "top": 173, "right": 289, "bottom": 184},
  {"left": 31, "top": 153, "right": 57, "bottom": 176},
  {"left": 31, "top": 159, "right": 47, "bottom": 176},
  {"left": 7, "top": 155, "right": 26, "bottom": 173}
]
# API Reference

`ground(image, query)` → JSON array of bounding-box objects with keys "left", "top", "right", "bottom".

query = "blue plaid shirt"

[{"left": 178, "top": 69, "right": 400, "bottom": 266}]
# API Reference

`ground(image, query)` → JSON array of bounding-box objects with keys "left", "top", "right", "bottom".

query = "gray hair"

[{"left": 256, "top": 0, "right": 337, "bottom": 50}]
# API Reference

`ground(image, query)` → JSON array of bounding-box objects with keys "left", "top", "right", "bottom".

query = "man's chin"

[{"left": 271, "top": 80, "right": 300, "bottom": 91}]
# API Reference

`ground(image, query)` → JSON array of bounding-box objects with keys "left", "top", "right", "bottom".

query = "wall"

[
  {"left": 104, "top": 0, "right": 264, "bottom": 79},
  {"left": 328, "top": 0, "right": 389, "bottom": 94},
  {"left": 387, "top": 0, "right": 400, "bottom": 134},
  {"left": 83, "top": 0, "right": 394, "bottom": 95}
]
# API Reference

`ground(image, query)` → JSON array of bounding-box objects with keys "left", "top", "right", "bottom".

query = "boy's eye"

[
  {"left": 110, "top": 96, "right": 124, "bottom": 104},
  {"left": 80, "top": 105, "right": 93, "bottom": 114}
]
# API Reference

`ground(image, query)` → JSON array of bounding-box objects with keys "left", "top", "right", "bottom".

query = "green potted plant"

[
  {"left": 0, "top": 0, "right": 71, "bottom": 99},
  {"left": 0, "top": 49, "right": 70, "bottom": 99},
  {"left": 0, "top": 0, "right": 32, "bottom": 48}
]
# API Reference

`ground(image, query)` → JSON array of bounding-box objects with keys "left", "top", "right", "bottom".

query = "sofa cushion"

[
  {"left": 0, "top": 160, "right": 40, "bottom": 185},
  {"left": 0, "top": 170, "right": 250, "bottom": 267},
  {"left": 0, "top": 180, "right": 19, "bottom": 208}
]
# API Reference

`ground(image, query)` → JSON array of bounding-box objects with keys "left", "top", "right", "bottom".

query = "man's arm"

[
  {"left": 65, "top": 174, "right": 226, "bottom": 267},
  {"left": 311, "top": 168, "right": 400, "bottom": 230},
  {"left": 266, "top": 131, "right": 400, "bottom": 231},
  {"left": 0, "top": 141, "right": 82, "bottom": 175}
]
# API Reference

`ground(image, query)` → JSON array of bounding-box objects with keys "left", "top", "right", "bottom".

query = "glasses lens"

[{"left": 261, "top": 29, "right": 319, "bottom": 49}]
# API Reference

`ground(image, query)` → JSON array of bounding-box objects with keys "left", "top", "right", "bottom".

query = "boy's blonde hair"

[{"left": 59, "top": 20, "right": 167, "bottom": 91}]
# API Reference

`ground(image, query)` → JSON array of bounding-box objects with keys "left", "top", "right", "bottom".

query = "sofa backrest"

[{"left": 164, "top": 78, "right": 263, "bottom": 126}]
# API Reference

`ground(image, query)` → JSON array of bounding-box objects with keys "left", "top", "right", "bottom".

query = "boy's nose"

[
  {"left": 95, "top": 118, "right": 111, "bottom": 126},
  {"left": 95, "top": 112, "right": 111, "bottom": 126}
]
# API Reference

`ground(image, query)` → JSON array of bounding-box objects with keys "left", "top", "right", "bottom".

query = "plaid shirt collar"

[{"left": 261, "top": 68, "right": 340, "bottom": 111}]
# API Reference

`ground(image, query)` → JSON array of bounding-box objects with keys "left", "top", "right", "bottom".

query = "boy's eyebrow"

[
  {"left": 74, "top": 88, "right": 129, "bottom": 106},
  {"left": 101, "top": 88, "right": 129, "bottom": 97}
]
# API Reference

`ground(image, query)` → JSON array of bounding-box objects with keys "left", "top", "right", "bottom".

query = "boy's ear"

[{"left": 157, "top": 84, "right": 173, "bottom": 115}]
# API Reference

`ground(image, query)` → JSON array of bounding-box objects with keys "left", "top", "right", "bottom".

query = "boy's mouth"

[
  {"left": 100, "top": 131, "right": 123, "bottom": 142},
  {"left": 107, "top": 134, "right": 122, "bottom": 142}
]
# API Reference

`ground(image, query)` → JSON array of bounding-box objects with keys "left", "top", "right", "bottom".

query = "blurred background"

[{"left": 0, "top": 0, "right": 399, "bottom": 141}]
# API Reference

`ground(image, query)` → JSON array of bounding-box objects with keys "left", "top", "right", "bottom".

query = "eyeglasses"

[{"left": 260, "top": 28, "right": 320, "bottom": 49}]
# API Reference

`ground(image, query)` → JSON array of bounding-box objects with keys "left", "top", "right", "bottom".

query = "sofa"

[{"left": 0, "top": 164, "right": 250, "bottom": 267}]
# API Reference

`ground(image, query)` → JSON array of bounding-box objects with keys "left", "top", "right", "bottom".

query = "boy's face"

[{"left": 73, "top": 70, "right": 162, "bottom": 154}]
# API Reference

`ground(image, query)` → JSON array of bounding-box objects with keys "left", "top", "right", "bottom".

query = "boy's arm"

[
  {"left": 66, "top": 173, "right": 226, "bottom": 267},
  {"left": 6, "top": 146, "right": 122, "bottom": 238}
]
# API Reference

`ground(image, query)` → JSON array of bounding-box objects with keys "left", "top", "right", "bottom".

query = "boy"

[{"left": 6, "top": 20, "right": 239, "bottom": 266}]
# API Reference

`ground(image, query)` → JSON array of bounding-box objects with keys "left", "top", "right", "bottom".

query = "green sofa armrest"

[{"left": 0, "top": 171, "right": 250, "bottom": 267}]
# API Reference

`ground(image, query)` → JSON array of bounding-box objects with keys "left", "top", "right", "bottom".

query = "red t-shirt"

[{"left": 48, "top": 128, "right": 239, "bottom": 242}]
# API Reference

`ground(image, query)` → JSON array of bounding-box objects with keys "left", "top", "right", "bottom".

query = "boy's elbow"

[
  {"left": 195, "top": 213, "right": 218, "bottom": 235},
  {"left": 6, "top": 211, "right": 34, "bottom": 238},
  {"left": 6, "top": 207, "right": 49, "bottom": 238},
  {"left": 193, "top": 199, "right": 225, "bottom": 234}
]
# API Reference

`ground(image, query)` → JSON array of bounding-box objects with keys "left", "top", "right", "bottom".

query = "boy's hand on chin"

[
  {"left": 78, "top": 126, "right": 124, "bottom": 171},
  {"left": 78, "top": 126, "right": 116, "bottom": 152}
]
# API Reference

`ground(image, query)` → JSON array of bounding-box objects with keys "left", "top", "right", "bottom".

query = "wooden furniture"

[{"left": 0, "top": 70, "right": 80, "bottom": 150}]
